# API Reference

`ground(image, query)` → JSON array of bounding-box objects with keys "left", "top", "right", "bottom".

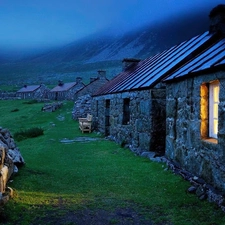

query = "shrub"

[
  {"left": 23, "top": 100, "right": 38, "bottom": 104},
  {"left": 14, "top": 127, "right": 44, "bottom": 141},
  {"left": 11, "top": 108, "right": 19, "bottom": 112}
]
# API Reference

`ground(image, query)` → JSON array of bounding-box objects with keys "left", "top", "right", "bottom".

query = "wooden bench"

[{"left": 78, "top": 114, "right": 92, "bottom": 133}]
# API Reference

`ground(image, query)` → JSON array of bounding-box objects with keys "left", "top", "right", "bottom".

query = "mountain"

[{"left": 0, "top": 9, "right": 211, "bottom": 86}]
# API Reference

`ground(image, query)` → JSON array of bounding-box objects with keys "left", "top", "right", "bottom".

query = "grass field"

[{"left": 0, "top": 100, "right": 225, "bottom": 225}]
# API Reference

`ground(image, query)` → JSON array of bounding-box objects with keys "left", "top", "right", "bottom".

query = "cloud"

[{"left": 0, "top": 0, "right": 222, "bottom": 51}]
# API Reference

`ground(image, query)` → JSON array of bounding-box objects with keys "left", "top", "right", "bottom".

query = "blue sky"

[{"left": 0, "top": 0, "right": 222, "bottom": 51}]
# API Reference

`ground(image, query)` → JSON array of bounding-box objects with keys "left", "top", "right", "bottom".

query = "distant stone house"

[
  {"left": 72, "top": 70, "right": 109, "bottom": 119},
  {"left": 16, "top": 84, "right": 48, "bottom": 99},
  {"left": 164, "top": 5, "right": 225, "bottom": 193},
  {"left": 49, "top": 77, "right": 84, "bottom": 101},
  {"left": 74, "top": 70, "right": 109, "bottom": 100}
]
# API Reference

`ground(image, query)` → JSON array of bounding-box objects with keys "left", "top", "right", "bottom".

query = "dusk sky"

[{"left": 0, "top": 0, "right": 222, "bottom": 51}]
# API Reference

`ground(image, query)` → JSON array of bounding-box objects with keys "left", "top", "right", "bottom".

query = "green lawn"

[{"left": 0, "top": 100, "right": 225, "bottom": 225}]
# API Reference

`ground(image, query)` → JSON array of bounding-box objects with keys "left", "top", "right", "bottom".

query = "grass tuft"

[
  {"left": 10, "top": 108, "right": 19, "bottom": 112},
  {"left": 22, "top": 99, "right": 38, "bottom": 104},
  {"left": 14, "top": 127, "right": 44, "bottom": 141}
]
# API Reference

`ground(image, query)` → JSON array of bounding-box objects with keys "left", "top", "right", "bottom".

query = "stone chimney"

[
  {"left": 122, "top": 58, "right": 140, "bottom": 71},
  {"left": 76, "top": 77, "right": 82, "bottom": 83},
  {"left": 209, "top": 4, "right": 225, "bottom": 34},
  {"left": 97, "top": 70, "right": 106, "bottom": 79},
  {"left": 58, "top": 80, "right": 64, "bottom": 86}
]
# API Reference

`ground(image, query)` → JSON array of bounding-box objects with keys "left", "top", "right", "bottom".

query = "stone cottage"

[
  {"left": 16, "top": 84, "right": 49, "bottom": 99},
  {"left": 92, "top": 43, "right": 207, "bottom": 155},
  {"left": 74, "top": 70, "right": 109, "bottom": 100},
  {"left": 49, "top": 77, "right": 84, "bottom": 101},
  {"left": 92, "top": 5, "right": 225, "bottom": 156},
  {"left": 164, "top": 5, "right": 225, "bottom": 193},
  {"left": 72, "top": 70, "right": 109, "bottom": 119}
]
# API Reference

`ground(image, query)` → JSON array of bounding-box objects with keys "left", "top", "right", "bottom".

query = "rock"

[
  {"left": 187, "top": 186, "right": 197, "bottom": 193},
  {"left": 196, "top": 185, "right": 206, "bottom": 199},
  {"left": 42, "top": 102, "right": 63, "bottom": 112},
  {"left": 8, "top": 149, "right": 25, "bottom": 165}
]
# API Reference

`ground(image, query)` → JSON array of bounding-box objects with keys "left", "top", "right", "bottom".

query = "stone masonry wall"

[
  {"left": 92, "top": 88, "right": 166, "bottom": 154},
  {"left": 166, "top": 70, "right": 225, "bottom": 193},
  {"left": 72, "top": 94, "right": 92, "bottom": 120}
]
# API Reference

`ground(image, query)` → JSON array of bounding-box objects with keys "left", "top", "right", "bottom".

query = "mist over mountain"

[{"left": 0, "top": 9, "right": 211, "bottom": 86}]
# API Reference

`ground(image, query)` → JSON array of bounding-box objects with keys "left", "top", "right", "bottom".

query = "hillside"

[{"left": 0, "top": 9, "right": 210, "bottom": 86}]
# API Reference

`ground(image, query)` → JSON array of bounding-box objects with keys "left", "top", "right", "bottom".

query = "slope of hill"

[{"left": 0, "top": 9, "right": 211, "bottom": 85}]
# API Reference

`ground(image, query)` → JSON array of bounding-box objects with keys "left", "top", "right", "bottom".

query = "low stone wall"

[
  {"left": 72, "top": 94, "right": 92, "bottom": 120},
  {"left": 0, "top": 127, "right": 25, "bottom": 205},
  {"left": 0, "top": 91, "right": 18, "bottom": 100},
  {"left": 42, "top": 102, "right": 63, "bottom": 112}
]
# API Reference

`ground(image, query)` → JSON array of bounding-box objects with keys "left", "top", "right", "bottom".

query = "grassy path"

[{"left": 0, "top": 100, "right": 225, "bottom": 225}]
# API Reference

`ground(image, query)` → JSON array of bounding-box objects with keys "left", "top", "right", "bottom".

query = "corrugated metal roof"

[
  {"left": 165, "top": 37, "right": 225, "bottom": 81},
  {"left": 94, "top": 31, "right": 214, "bottom": 96},
  {"left": 17, "top": 85, "right": 40, "bottom": 93},
  {"left": 50, "top": 82, "right": 77, "bottom": 92}
]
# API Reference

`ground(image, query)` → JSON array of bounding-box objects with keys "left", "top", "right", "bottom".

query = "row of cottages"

[
  {"left": 48, "top": 77, "right": 85, "bottom": 101},
  {"left": 16, "top": 77, "right": 85, "bottom": 100},
  {"left": 92, "top": 5, "right": 225, "bottom": 192},
  {"left": 16, "top": 72, "right": 108, "bottom": 101}
]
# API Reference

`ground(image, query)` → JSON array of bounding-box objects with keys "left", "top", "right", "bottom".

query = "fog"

[{"left": 0, "top": 0, "right": 222, "bottom": 52}]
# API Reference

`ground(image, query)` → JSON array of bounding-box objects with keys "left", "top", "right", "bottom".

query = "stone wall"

[
  {"left": 0, "top": 92, "right": 17, "bottom": 100},
  {"left": 166, "top": 70, "right": 225, "bottom": 193},
  {"left": 92, "top": 88, "right": 166, "bottom": 155},
  {"left": 33, "top": 84, "right": 50, "bottom": 100},
  {"left": 72, "top": 94, "right": 92, "bottom": 120},
  {"left": 0, "top": 127, "right": 25, "bottom": 204}
]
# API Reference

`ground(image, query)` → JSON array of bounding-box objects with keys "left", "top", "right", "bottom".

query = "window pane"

[
  {"left": 214, "top": 86, "right": 219, "bottom": 102},
  {"left": 214, "top": 104, "right": 218, "bottom": 118},
  {"left": 209, "top": 81, "right": 220, "bottom": 139},
  {"left": 214, "top": 119, "right": 218, "bottom": 135}
]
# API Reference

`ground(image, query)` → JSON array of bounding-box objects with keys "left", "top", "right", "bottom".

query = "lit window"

[
  {"left": 209, "top": 81, "right": 219, "bottom": 138},
  {"left": 200, "top": 80, "right": 220, "bottom": 140}
]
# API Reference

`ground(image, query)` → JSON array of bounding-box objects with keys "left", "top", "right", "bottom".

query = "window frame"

[
  {"left": 200, "top": 80, "right": 220, "bottom": 141},
  {"left": 209, "top": 81, "right": 219, "bottom": 139}
]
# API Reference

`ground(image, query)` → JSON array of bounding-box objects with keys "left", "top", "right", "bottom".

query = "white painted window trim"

[{"left": 209, "top": 81, "right": 219, "bottom": 139}]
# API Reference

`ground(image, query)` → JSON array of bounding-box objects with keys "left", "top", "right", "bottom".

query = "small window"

[
  {"left": 200, "top": 80, "right": 220, "bottom": 141},
  {"left": 96, "top": 100, "right": 99, "bottom": 117},
  {"left": 209, "top": 81, "right": 219, "bottom": 138},
  {"left": 122, "top": 98, "right": 130, "bottom": 125}
]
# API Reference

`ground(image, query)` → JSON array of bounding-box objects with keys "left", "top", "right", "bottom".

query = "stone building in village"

[
  {"left": 92, "top": 25, "right": 221, "bottom": 155},
  {"left": 16, "top": 84, "right": 49, "bottom": 99},
  {"left": 164, "top": 5, "right": 225, "bottom": 193},
  {"left": 72, "top": 70, "right": 109, "bottom": 119},
  {"left": 91, "top": 4, "right": 225, "bottom": 183},
  {"left": 75, "top": 70, "right": 109, "bottom": 100},
  {"left": 49, "top": 77, "right": 84, "bottom": 101}
]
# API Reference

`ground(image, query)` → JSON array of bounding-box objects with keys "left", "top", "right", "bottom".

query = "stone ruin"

[
  {"left": 72, "top": 94, "right": 92, "bottom": 120},
  {"left": 0, "top": 127, "right": 25, "bottom": 205},
  {"left": 41, "top": 102, "right": 63, "bottom": 112}
]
